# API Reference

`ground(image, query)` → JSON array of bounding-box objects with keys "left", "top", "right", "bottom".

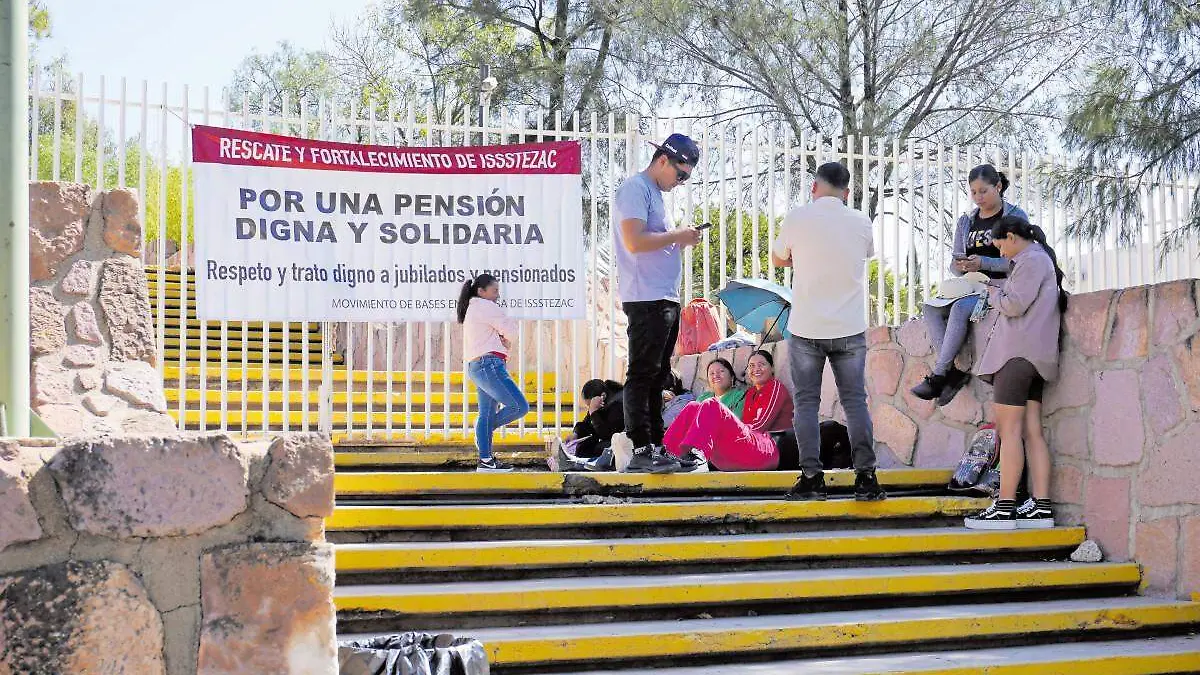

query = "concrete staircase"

[
  {"left": 329, "top": 452, "right": 1200, "bottom": 673},
  {"left": 148, "top": 267, "right": 574, "bottom": 435}
]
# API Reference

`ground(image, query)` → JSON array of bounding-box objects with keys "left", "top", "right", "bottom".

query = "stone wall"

[
  {"left": 674, "top": 279, "right": 1200, "bottom": 600},
  {"left": 0, "top": 432, "right": 337, "bottom": 674},
  {"left": 28, "top": 182, "right": 176, "bottom": 436}
]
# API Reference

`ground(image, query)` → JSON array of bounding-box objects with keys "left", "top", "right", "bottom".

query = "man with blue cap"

[{"left": 613, "top": 133, "right": 703, "bottom": 473}]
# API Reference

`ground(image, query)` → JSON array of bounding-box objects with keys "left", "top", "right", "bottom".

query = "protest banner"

[{"left": 191, "top": 125, "right": 585, "bottom": 322}]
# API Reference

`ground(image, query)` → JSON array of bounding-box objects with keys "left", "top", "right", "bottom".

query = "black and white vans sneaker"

[
  {"left": 1016, "top": 497, "right": 1055, "bottom": 529},
  {"left": 677, "top": 448, "right": 707, "bottom": 472},
  {"left": 964, "top": 499, "right": 1017, "bottom": 530},
  {"left": 477, "top": 456, "right": 514, "bottom": 472}
]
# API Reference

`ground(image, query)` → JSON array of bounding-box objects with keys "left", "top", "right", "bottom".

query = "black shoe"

[
  {"left": 477, "top": 456, "right": 514, "bottom": 472},
  {"left": 937, "top": 367, "right": 971, "bottom": 406},
  {"left": 677, "top": 448, "right": 707, "bottom": 472},
  {"left": 624, "top": 446, "right": 680, "bottom": 474},
  {"left": 584, "top": 446, "right": 615, "bottom": 472},
  {"left": 1016, "top": 497, "right": 1055, "bottom": 529},
  {"left": 964, "top": 500, "right": 1017, "bottom": 530},
  {"left": 854, "top": 469, "right": 887, "bottom": 501},
  {"left": 910, "top": 373, "right": 946, "bottom": 401},
  {"left": 784, "top": 472, "right": 827, "bottom": 501}
]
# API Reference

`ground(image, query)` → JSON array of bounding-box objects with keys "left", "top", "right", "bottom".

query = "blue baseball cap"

[{"left": 650, "top": 133, "right": 700, "bottom": 166}]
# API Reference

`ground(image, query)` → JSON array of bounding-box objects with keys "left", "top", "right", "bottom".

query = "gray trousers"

[{"left": 788, "top": 333, "right": 877, "bottom": 477}]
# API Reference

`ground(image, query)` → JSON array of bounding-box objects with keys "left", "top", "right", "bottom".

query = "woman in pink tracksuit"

[{"left": 664, "top": 350, "right": 793, "bottom": 471}]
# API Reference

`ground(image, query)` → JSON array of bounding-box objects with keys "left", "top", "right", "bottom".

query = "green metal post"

[{"left": 0, "top": 0, "right": 30, "bottom": 438}]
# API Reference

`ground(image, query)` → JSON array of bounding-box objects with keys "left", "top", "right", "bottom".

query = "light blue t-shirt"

[{"left": 612, "top": 171, "right": 682, "bottom": 303}]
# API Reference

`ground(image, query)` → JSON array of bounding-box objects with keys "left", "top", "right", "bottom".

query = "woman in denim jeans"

[
  {"left": 911, "top": 164, "right": 1028, "bottom": 406},
  {"left": 457, "top": 274, "right": 529, "bottom": 472}
]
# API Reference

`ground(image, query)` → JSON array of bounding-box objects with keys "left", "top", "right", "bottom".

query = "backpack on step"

[{"left": 949, "top": 424, "right": 998, "bottom": 491}]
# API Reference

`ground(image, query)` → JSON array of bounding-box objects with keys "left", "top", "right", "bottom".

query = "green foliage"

[
  {"left": 28, "top": 0, "right": 50, "bottom": 39},
  {"left": 684, "top": 206, "right": 778, "bottom": 295},
  {"left": 226, "top": 41, "right": 341, "bottom": 117}
]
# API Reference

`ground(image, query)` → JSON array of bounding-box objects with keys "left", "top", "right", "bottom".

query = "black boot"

[
  {"left": 854, "top": 469, "right": 887, "bottom": 501},
  {"left": 784, "top": 472, "right": 827, "bottom": 501},
  {"left": 937, "top": 366, "right": 971, "bottom": 406},
  {"left": 910, "top": 373, "right": 946, "bottom": 401}
]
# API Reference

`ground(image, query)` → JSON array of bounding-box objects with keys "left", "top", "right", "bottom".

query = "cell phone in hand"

[
  {"left": 696, "top": 222, "right": 714, "bottom": 231},
  {"left": 953, "top": 253, "right": 971, "bottom": 261}
]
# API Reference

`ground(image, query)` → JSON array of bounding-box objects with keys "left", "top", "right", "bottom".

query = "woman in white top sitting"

[{"left": 458, "top": 274, "right": 529, "bottom": 472}]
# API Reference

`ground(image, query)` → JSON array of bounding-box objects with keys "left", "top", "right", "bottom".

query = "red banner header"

[{"left": 191, "top": 125, "right": 581, "bottom": 175}]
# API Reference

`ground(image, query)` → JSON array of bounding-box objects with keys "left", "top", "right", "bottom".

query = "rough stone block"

[
  {"left": 31, "top": 359, "right": 74, "bottom": 407},
  {"left": 866, "top": 326, "right": 892, "bottom": 346},
  {"left": 1142, "top": 353, "right": 1184, "bottom": 435},
  {"left": 76, "top": 369, "right": 101, "bottom": 391},
  {"left": 1064, "top": 288, "right": 1113, "bottom": 357},
  {"left": 198, "top": 542, "right": 337, "bottom": 675},
  {"left": 1152, "top": 279, "right": 1198, "bottom": 347},
  {"left": 896, "top": 318, "right": 932, "bottom": 357},
  {"left": 82, "top": 393, "right": 115, "bottom": 417},
  {"left": 35, "top": 404, "right": 111, "bottom": 437},
  {"left": 102, "top": 188, "right": 143, "bottom": 256},
  {"left": 263, "top": 434, "right": 335, "bottom": 519},
  {"left": 1043, "top": 355, "right": 1092, "bottom": 414},
  {"left": 913, "top": 422, "right": 966, "bottom": 468},
  {"left": 0, "top": 456, "right": 43, "bottom": 552},
  {"left": 1106, "top": 287, "right": 1149, "bottom": 360},
  {"left": 1070, "top": 540, "right": 1104, "bottom": 563},
  {"left": 0, "top": 560, "right": 165, "bottom": 674},
  {"left": 28, "top": 182, "right": 92, "bottom": 281},
  {"left": 71, "top": 301, "right": 103, "bottom": 345},
  {"left": 1091, "top": 370, "right": 1145, "bottom": 466},
  {"left": 1138, "top": 422, "right": 1200, "bottom": 507},
  {"left": 1183, "top": 516, "right": 1200, "bottom": 600},
  {"left": 60, "top": 259, "right": 95, "bottom": 296},
  {"left": 104, "top": 360, "right": 167, "bottom": 412},
  {"left": 1050, "top": 462, "right": 1085, "bottom": 505},
  {"left": 866, "top": 349, "right": 904, "bottom": 396},
  {"left": 872, "top": 403, "right": 917, "bottom": 465},
  {"left": 98, "top": 258, "right": 156, "bottom": 364},
  {"left": 1173, "top": 336, "right": 1200, "bottom": 412},
  {"left": 120, "top": 410, "right": 179, "bottom": 434},
  {"left": 29, "top": 287, "right": 67, "bottom": 356},
  {"left": 49, "top": 434, "right": 249, "bottom": 538},
  {"left": 62, "top": 344, "right": 99, "bottom": 368},
  {"left": 940, "top": 387, "right": 983, "bottom": 425},
  {"left": 1084, "top": 475, "right": 1131, "bottom": 560},
  {"left": 1051, "top": 413, "right": 1089, "bottom": 460},
  {"left": 1136, "top": 517, "right": 1179, "bottom": 597},
  {"left": 899, "top": 362, "right": 936, "bottom": 420}
]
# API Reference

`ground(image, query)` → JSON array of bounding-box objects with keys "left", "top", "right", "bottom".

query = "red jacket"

[{"left": 741, "top": 379, "right": 793, "bottom": 433}]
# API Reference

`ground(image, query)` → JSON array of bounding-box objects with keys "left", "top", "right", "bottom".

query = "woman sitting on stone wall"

[
  {"left": 663, "top": 351, "right": 793, "bottom": 471},
  {"left": 912, "top": 164, "right": 1029, "bottom": 407},
  {"left": 964, "top": 215, "right": 1068, "bottom": 530}
]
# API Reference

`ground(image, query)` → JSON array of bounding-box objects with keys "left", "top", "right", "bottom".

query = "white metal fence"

[{"left": 27, "top": 70, "right": 1200, "bottom": 440}]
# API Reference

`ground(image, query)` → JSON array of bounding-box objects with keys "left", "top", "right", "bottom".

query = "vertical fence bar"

[
  {"left": 29, "top": 65, "right": 39, "bottom": 180},
  {"left": 52, "top": 68, "right": 61, "bottom": 180},
  {"left": 156, "top": 83, "right": 168, "bottom": 388},
  {"left": 608, "top": 111, "right": 619, "bottom": 379},
  {"left": 875, "top": 138, "right": 886, "bottom": 326},
  {"left": 117, "top": 78, "right": 126, "bottom": 187},
  {"left": 198, "top": 86, "right": 209, "bottom": 434},
  {"left": 95, "top": 76, "right": 104, "bottom": 189},
  {"left": 73, "top": 73, "right": 82, "bottom": 182}
]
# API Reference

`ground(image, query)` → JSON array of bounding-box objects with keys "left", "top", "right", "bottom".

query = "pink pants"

[{"left": 663, "top": 399, "right": 780, "bottom": 471}]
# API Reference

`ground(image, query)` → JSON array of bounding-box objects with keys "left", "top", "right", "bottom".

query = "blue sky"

[{"left": 37, "top": 0, "right": 375, "bottom": 92}]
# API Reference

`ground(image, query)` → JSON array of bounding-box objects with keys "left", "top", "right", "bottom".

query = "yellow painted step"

[
  {"left": 461, "top": 598, "right": 1200, "bottom": 667},
  {"left": 159, "top": 335, "right": 324, "bottom": 349},
  {"left": 333, "top": 469, "right": 952, "bottom": 497},
  {"left": 333, "top": 449, "right": 549, "bottom": 468},
  {"left": 162, "top": 365, "right": 558, "bottom": 388},
  {"left": 154, "top": 318, "right": 319, "bottom": 331},
  {"left": 532, "top": 636, "right": 1200, "bottom": 675},
  {"left": 333, "top": 562, "right": 1141, "bottom": 615},
  {"left": 160, "top": 326, "right": 321, "bottom": 338},
  {"left": 166, "top": 389, "right": 575, "bottom": 409},
  {"left": 333, "top": 527, "right": 1086, "bottom": 573},
  {"left": 171, "top": 409, "right": 575, "bottom": 428},
  {"left": 162, "top": 349, "right": 326, "bottom": 363},
  {"left": 325, "top": 496, "right": 987, "bottom": 531}
]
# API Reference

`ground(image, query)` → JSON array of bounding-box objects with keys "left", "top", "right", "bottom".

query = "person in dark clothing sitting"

[{"left": 567, "top": 379, "right": 626, "bottom": 458}]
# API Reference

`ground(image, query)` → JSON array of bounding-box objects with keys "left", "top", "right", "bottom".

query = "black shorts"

[{"left": 992, "top": 358, "right": 1045, "bottom": 406}]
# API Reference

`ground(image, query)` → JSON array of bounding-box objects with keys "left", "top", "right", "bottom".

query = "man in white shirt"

[{"left": 771, "top": 162, "right": 885, "bottom": 501}]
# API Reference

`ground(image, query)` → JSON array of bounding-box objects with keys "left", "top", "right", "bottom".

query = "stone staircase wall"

[
  {"left": 28, "top": 181, "right": 176, "bottom": 436},
  {"left": 0, "top": 432, "right": 337, "bottom": 675},
  {"left": 674, "top": 279, "right": 1200, "bottom": 600}
]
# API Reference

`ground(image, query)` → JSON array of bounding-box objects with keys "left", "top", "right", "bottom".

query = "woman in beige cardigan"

[{"left": 964, "top": 216, "right": 1068, "bottom": 531}]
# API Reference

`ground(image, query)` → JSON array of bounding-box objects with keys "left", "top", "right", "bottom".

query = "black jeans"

[{"left": 622, "top": 300, "right": 681, "bottom": 448}]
